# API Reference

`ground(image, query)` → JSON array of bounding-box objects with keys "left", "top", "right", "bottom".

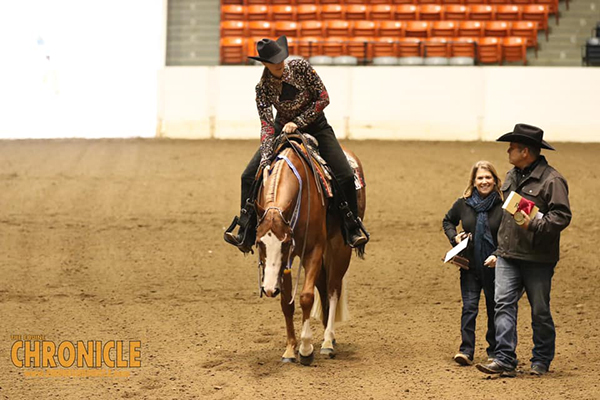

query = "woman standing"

[
  {"left": 224, "top": 36, "right": 369, "bottom": 253},
  {"left": 443, "top": 161, "right": 503, "bottom": 366}
]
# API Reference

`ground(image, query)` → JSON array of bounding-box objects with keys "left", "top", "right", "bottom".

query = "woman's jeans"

[
  {"left": 494, "top": 256, "right": 556, "bottom": 370},
  {"left": 459, "top": 264, "right": 496, "bottom": 359}
]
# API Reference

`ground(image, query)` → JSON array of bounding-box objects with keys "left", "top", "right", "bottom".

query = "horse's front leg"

[
  {"left": 298, "top": 249, "right": 323, "bottom": 366},
  {"left": 280, "top": 270, "right": 297, "bottom": 363}
]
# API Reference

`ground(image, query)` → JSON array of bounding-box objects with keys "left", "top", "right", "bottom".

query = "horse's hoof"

[
  {"left": 320, "top": 347, "right": 336, "bottom": 358},
  {"left": 298, "top": 352, "right": 314, "bottom": 366},
  {"left": 281, "top": 357, "right": 296, "bottom": 364}
]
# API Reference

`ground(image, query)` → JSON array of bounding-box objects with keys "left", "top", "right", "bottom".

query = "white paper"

[{"left": 444, "top": 236, "right": 469, "bottom": 263}]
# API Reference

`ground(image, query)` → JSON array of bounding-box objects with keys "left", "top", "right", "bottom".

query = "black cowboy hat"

[
  {"left": 248, "top": 36, "right": 289, "bottom": 64},
  {"left": 496, "top": 123, "right": 555, "bottom": 150}
]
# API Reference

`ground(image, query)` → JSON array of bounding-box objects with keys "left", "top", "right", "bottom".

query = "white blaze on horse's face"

[{"left": 260, "top": 230, "right": 287, "bottom": 297}]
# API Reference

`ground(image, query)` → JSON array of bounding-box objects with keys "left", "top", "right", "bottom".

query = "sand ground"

[{"left": 1, "top": 139, "right": 599, "bottom": 399}]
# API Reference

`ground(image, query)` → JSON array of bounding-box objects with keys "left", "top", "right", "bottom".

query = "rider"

[{"left": 224, "top": 36, "right": 369, "bottom": 252}]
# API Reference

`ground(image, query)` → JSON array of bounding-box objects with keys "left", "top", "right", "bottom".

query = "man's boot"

[
  {"left": 224, "top": 181, "right": 257, "bottom": 253},
  {"left": 339, "top": 180, "right": 369, "bottom": 248}
]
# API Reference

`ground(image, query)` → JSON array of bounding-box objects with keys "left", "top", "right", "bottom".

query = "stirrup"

[
  {"left": 339, "top": 202, "right": 370, "bottom": 248},
  {"left": 224, "top": 216, "right": 254, "bottom": 254},
  {"left": 348, "top": 217, "right": 370, "bottom": 248}
]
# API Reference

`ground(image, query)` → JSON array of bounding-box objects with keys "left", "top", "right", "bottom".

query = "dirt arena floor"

[{"left": 1, "top": 139, "right": 599, "bottom": 399}]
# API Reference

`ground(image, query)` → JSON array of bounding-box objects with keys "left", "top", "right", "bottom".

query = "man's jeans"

[
  {"left": 494, "top": 256, "right": 556, "bottom": 370},
  {"left": 459, "top": 265, "right": 496, "bottom": 359}
]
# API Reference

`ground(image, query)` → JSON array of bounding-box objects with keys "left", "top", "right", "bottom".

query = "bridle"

[{"left": 256, "top": 132, "right": 319, "bottom": 304}]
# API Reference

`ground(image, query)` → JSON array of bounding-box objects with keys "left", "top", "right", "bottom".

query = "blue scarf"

[{"left": 465, "top": 190, "right": 498, "bottom": 269}]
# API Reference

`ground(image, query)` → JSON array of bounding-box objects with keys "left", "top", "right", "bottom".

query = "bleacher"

[{"left": 219, "top": 0, "right": 569, "bottom": 65}]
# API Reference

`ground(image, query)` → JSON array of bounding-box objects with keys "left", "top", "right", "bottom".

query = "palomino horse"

[{"left": 254, "top": 136, "right": 366, "bottom": 365}]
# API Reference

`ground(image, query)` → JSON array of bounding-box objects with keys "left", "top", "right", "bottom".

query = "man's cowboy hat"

[
  {"left": 496, "top": 123, "right": 555, "bottom": 151},
  {"left": 248, "top": 36, "right": 289, "bottom": 64}
]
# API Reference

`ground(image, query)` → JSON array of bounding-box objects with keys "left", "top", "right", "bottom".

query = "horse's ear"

[{"left": 255, "top": 201, "right": 265, "bottom": 219}]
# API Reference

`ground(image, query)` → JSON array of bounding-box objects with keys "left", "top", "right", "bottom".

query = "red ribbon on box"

[{"left": 517, "top": 197, "right": 535, "bottom": 215}]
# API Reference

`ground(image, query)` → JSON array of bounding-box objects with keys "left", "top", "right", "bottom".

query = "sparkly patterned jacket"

[{"left": 255, "top": 58, "right": 330, "bottom": 164}]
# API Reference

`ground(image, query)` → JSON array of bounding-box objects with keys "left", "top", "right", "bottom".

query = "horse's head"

[{"left": 255, "top": 201, "right": 294, "bottom": 298}]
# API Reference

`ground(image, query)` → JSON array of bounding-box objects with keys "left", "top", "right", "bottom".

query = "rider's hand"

[
  {"left": 282, "top": 122, "right": 298, "bottom": 134},
  {"left": 484, "top": 255, "right": 497, "bottom": 268}
]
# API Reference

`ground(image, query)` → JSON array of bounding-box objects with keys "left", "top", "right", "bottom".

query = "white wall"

[
  {"left": 0, "top": 0, "right": 163, "bottom": 139},
  {"left": 159, "top": 66, "right": 600, "bottom": 142}
]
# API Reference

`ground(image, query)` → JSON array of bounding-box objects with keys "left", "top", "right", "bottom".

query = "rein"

[{"left": 257, "top": 133, "right": 320, "bottom": 304}]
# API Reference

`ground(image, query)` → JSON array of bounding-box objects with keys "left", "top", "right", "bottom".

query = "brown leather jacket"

[{"left": 496, "top": 156, "right": 572, "bottom": 263}]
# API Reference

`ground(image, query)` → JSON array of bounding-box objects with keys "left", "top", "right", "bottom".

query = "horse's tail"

[
  {"left": 336, "top": 277, "right": 350, "bottom": 323},
  {"left": 310, "top": 276, "right": 350, "bottom": 323}
]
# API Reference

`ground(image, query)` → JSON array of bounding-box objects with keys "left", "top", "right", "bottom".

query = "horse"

[{"left": 254, "top": 135, "right": 367, "bottom": 365}]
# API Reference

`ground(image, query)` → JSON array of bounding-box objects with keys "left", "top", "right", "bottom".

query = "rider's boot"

[
  {"left": 339, "top": 179, "right": 370, "bottom": 248},
  {"left": 224, "top": 181, "right": 257, "bottom": 253}
]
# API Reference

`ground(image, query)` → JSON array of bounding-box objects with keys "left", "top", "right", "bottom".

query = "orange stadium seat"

[
  {"left": 271, "top": 5, "right": 296, "bottom": 20},
  {"left": 353, "top": 20, "right": 378, "bottom": 37},
  {"left": 297, "top": 37, "right": 322, "bottom": 57},
  {"left": 322, "top": 37, "right": 346, "bottom": 56},
  {"left": 248, "top": 21, "right": 274, "bottom": 36},
  {"left": 405, "top": 21, "right": 431, "bottom": 38},
  {"left": 221, "top": 21, "right": 246, "bottom": 37},
  {"left": 247, "top": 5, "right": 270, "bottom": 20},
  {"left": 370, "top": 4, "right": 394, "bottom": 20},
  {"left": 537, "top": 0, "right": 559, "bottom": 23},
  {"left": 484, "top": 21, "right": 510, "bottom": 37},
  {"left": 469, "top": 5, "right": 494, "bottom": 20},
  {"left": 220, "top": 37, "right": 246, "bottom": 64},
  {"left": 478, "top": 37, "right": 502, "bottom": 63},
  {"left": 286, "top": 37, "right": 298, "bottom": 55},
  {"left": 300, "top": 20, "right": 324, "bottom": 36},
  {"left": 373, "top": 37, "right": 399, "bottom": 57},
  {"left": 346, "top": 0, "right": 370, "bottom": 3},
  {"left": 221, "top": 5, "right": 245, "bottom": 20},
  {"left": 502, "top": 36, "right": 527, "bottom": 64},
  {"left": 451, "top": 37, "right": 478, "bottom": 59},
  {"left": 378, "top": 20, "right": 405, "bottom": 37},
  {"left": 345, "top": 4, "right": 369, "bottom": 20},
  {"left": 346, "top": 37, "right": 374, "bottom": 60},
  {"left": 326, "top": 20, "right": 352, "bottom": 37},
  {"left": 397, "top": 37, "right": 423, "bottom": 57},
  {"left": 431, "top": 21, "right": 458, "bottom": 37},
  {"left": 297, "top": 4, "right": 319, "bottom": 20},
  {"left": 444, "top": 5, "right": 468, "bottom": 20},
  {"left": 522, "top": 5, "right": 549, "bottom": 40},
  {"left": 458, "top": 21, "right": 484, "bottom": 36},
  {"left": 511, "top": 20, "right": 538, "bottom": 55},
  {"left": 371, "top": 0, "right": 394, "bottom": 3},
  {"left": 420, "top": 4, "right": 443, "bottom": 20},
  {"left": 394, "top": 4, "right": 419, "bottom": 20},
  {"left": 423, "top": 37, "right": 450, "bottom": 57},
  {"left": 321, "top": 4, "right": 345, "bottom": 20},
  {"left": 275, "top": 21, "right": 300, "bottom": 37},
  {"left": 495, "top": 5, "right": 521, "bottom": 20}
]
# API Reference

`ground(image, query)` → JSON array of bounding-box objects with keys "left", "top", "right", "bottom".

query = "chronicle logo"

[{"left": 10, "top": 335, "right": 141, "bottom": 371}]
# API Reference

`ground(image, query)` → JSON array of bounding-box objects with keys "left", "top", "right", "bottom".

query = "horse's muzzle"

[{"left": 262, "top": 287, "right": 280, "bottom": 298}]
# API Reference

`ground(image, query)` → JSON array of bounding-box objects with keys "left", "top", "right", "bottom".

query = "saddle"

[{"left": 270, "top": 133, "right": 365, "bottom": 199}]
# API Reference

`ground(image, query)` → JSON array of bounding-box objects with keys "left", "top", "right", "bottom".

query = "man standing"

[{"left": 476, "top": 123, "right": 572, "bottom": 377}]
